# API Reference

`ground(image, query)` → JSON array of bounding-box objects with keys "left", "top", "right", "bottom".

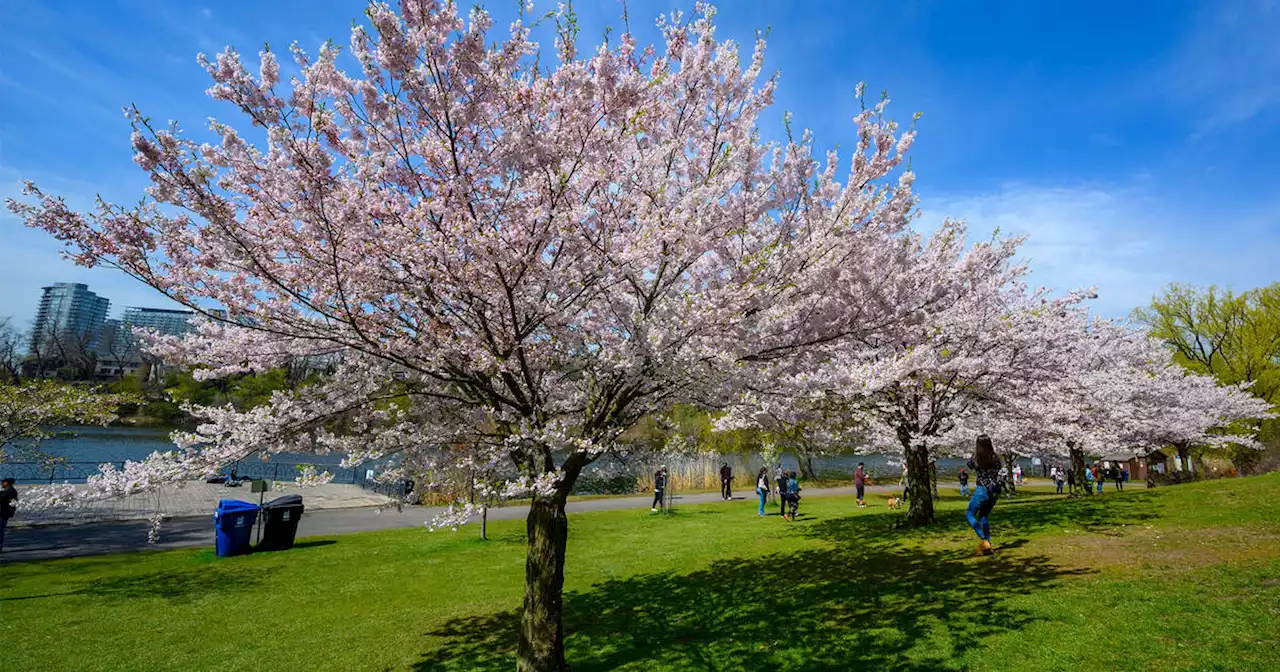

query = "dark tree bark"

[
  {"left": 795, "top": 447, "right": 818, "bottom": 481},
  {"left": 929, "top": 458, "right": 940, "bottom": 502},
  {"left": 518, "top": 490, "right": 570, "bottom": 672},
  {"left": 1002, "top": 453, "right": 1018, "bottom": 497},
  {"left": 1069, "top": 442, "right": 1090, "bottom": 497},
  {"left": 898, "top": 427, "right": 935, "bottom": 526},
  {"left": 1176, "top": 441, "right": 1196, "bottom": 480}
]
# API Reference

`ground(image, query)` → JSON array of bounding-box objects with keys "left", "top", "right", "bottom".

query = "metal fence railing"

[{"left": 0, "top": 460, "right": 407, "bottom": 497}]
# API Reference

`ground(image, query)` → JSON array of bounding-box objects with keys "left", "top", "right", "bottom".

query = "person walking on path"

[
  {"left": 651, "top": 466, "right": 668, "bottom": 512},
  {"left": 958, "top": 467, "right": 970, "bottom": 498},
  {"left": 755, "top": 468, "right": 769, "bottom": 516},
  {"left": 784, "top": 471, "right": 802, "bottom": 521},
  {"left": 0, "top": 477, "right": 17, "bottom": 553},
  {"left": 854, "top": 462, "right": 868, "bottom": 507},
  {"left": 720, "top": 463, "right": 733, "bottom": 501},
  {"left": 966, "top": 435, "right": 1003, "bottom": 556}
]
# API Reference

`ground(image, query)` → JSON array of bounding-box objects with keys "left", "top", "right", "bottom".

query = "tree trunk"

[
  {"left": 1069, "top": 442, "right": 1089, "bottom": 497},
  {"left": 1176, "top": 442, "right": 1195, "bottom": 479},
  {"left": 929, "top": 459, "right": 940, "bottom": 502},
  {"left": 795, "top": 447, "right": 818, "bottom": 481},
  {"left": 518, "top": 492, "right": 570, "bottom": 672},
  {"left": 898, "top": 428, "right": 935, "bottom": 526},
  {"left": 1002, "top": 453, "right": 1017, "bottom": 497},
  {"left": 481, "top": 505, "right": 488, "bottom": 541}
]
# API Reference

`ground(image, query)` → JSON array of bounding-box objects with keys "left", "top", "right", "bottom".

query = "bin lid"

[
  {"left": 262, "top": 494, "right": 303, "bottom": 509},
  {"left": 215, "top": 499, "right": 261, "bottom": 514}
]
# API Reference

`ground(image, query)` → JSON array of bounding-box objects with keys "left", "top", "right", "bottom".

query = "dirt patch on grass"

[{"left": 1010, "top": 524, "right": 1280, "bottom": 576}]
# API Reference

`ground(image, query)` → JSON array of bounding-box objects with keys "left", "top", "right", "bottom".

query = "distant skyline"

[{"left": 3, "top": 0, "right": 1279, "bottom": 324}]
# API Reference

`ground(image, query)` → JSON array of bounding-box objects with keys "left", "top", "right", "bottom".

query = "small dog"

[{"left": 886, "top": 496, "right": 901, "bottom": 510}]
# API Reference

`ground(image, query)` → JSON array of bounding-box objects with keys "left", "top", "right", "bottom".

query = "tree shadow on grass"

[
  {"left": 414, "top": 489, "right": 1165, "bottom": 671},
  {"left": 0, "top": 566, "right": 278, "bottom": 602}
]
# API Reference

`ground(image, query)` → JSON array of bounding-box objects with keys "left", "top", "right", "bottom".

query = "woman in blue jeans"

[
  {"left": 755, "top": 468, "right": 769, "bottom": 516},
  {"left": 966, "top": 434, "right": 1002, "bottom": 556}
]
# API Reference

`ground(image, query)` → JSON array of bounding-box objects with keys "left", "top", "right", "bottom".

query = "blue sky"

[{"left": 2, "top": 0, "right": 1278, "bottom": 326}]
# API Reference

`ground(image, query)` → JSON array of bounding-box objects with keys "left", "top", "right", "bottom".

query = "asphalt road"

[{"left": 0, "top": 482, "right": 932, "bottom": 563}]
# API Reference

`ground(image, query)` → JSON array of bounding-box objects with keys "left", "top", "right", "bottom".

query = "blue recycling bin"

[{"left": 214, "top": 499, "right": 260, "bottom": 557}]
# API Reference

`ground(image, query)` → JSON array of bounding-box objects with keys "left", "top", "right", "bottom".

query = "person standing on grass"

[
  {"left": 756, "top": 468, "right": 769, "bottom": 516},
  {"left": 651, "top": 465, "right": 667, "bottom": 512},
  {"left": 1113, "top": 465, "right": 1124, "bottom": 492},
  {"left": 720, "top": 463, "right": 733, "bottom": 501},
  {"left": 1085, "top": 464, "right": 1096, "bottom": 494},
  {"left": 784, "top": 471, "right": 801, "bottom": 521},
  {"left": 1067, "top": 466, "right": 1076, "bottom": 494},
  {"left": 959, "top": 467, "right": 970, "bottom": 498},
  {"left": 854, "top": 462, "right": 868, "bottom": 507},
  {"left": 1054, "top": 467, "right": 1065, "bottom": 494},
  {"left": 966, "top": 435, "right": 1003, "bottom": 556},
  {"left": 775, "top": 465, "right": 788, "bottom": 517},
  {"left": 0, "top": 477, "right": 17, "bottom": 553}
]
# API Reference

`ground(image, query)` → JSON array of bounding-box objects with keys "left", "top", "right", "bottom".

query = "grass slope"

[{"left": 2, "top": 476, "right": 1279, "bottom": 671}]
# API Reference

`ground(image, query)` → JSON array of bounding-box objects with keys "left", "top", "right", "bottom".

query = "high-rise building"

[
  {"left": 120, "top": 307, "right": 196, "bottom": 338},
  {"left": 28, "top": 282, "right": 110, "bottom": 355},
  {"left": 95, "top": 307, "right": 196, "bottom": 377}
]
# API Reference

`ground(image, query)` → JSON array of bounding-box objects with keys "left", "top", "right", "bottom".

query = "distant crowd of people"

[{"left": 651, "top": 441, "right": 1139, "bottom": 557}]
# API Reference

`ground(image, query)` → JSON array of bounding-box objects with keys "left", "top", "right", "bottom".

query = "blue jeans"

[
  {"left": 757, "top": 488, "right": 767, "bottom": 515},
  {"left": 960, "top": 484, "right": 969, "bottom": 497},
  {"left": 1096, "top": 481, "right": 1103, "bottom": 493},
  {"left": 966, "top": 485, "right": 997, "bottom": 541}
]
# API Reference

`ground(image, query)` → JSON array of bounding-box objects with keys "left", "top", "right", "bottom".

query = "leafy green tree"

[{"left": 1134, "top": 283, "right": 1280, "bottom": 473}]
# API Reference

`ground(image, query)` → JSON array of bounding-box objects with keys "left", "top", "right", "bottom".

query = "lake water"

[{"left": 9, "top": 426, "right": 1046, "bottom": 489}]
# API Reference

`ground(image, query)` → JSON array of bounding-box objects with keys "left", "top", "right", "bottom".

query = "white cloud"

[{"left": 919, "top": 183, "right": 1280, "bottom": 318}]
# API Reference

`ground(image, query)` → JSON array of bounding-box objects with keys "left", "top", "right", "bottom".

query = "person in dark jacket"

[
  {"left": 784, "top": 471, "right": 801, "bottom": 520},
  {"left": 854, "top": 462, "right": 868, "bottom": 507},
  {"left": 0, "top": 477, "right": 17, "bottom": 553},
  {"left": 966, "top": 435, "right": 1002, "bottom": 556},
  {"left": 720, "top": 463, "right": 733, "bottom": 500},
  {"left": 958, "top": 468, "right": 970, "bottom": 497},
  {"left": 651, "top": 466, "right": 667, "bottom": 512}
]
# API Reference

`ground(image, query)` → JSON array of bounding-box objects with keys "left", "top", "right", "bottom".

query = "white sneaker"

[{"left": 651, "top": 507, "right": 657, "bottom": 512}]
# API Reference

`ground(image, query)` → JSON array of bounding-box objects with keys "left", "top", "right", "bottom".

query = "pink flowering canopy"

[{"left": 9, "top": 2, "right": 936, "bottom": 521}]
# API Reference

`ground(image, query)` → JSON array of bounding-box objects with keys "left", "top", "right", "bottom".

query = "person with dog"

[
  {"left": 958, "top": 467, "right": 970, "bottom": 498},
  {"left": 854, "top": 462, "right": 868, "bottom": 507},
  {"left": 784, "top": 470, "right": 802, "bottom": 520},
  {"left": 719, "top": 462, "right": 733, "bottom": 501},
  {"left": 651, "top": 465, "right": 668, "bottom": 512},
  {"left": 755, "top": 467, "right": 769, "bottom": 516},
  {"left": 966, "top": 435, "right": 1003, "bottom": 556},
  {"left": 0, "top": 477, "right": 17, "bottom": 553}
]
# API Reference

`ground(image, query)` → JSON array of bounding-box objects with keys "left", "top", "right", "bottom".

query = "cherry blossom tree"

[
  {"left": 972, "top": 318, "right": 1272, "bottom": 491},
  {"left": 8, "top": 3, "right": 943, "bottom": 669},
  {"left": 729, "top": 220, "right": 1098, "bottom": 525}
]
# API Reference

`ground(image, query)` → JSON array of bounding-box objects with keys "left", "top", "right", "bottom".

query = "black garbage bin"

[{"left": 257, "top": 494, "right": 304, "bottom": 551}]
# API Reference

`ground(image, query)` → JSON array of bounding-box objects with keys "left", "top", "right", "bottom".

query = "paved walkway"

[
  {"left": 12, "top": 482, "right": 392, "bottom": 526},
  {"left": 0, "top": 482, "right": 969, "bottom": 563}
]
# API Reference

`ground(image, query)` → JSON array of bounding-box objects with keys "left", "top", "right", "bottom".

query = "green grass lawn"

[{"left": 3, "top": 475, "right": 1279, "bottom": 671}]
